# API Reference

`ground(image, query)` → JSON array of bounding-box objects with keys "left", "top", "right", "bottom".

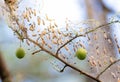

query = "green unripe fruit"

[
  {"left": 16, "top": 47, "right": 25, "bottom": 59},
  {"left": 75, "top": 48, "right": 87, "bottom": 60}
]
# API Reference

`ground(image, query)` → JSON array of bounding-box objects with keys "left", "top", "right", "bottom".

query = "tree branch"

[
  {"left": 27, "top": 37, "right": 101, "bottom": 82},
  {"left": 84, "top": 20, "right": 120, "bottom": 34},
  {"left": 6, "top": 2, "right": 120, "bottom": 82},
  {"left": 32, "top": 49, "right": 43, "bottom": 55},
  {"left": 96, "top": 59, "right": 120, "bottom": 79},
  {"left": 26, "top": 20, "right": 120, "bottom": 82}
]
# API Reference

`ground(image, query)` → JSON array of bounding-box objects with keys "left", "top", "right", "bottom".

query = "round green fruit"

[
  {"left": 75, "top": 48, "right": 87, "bottom": 60},
  {"left": 16, "top": 47, "right": 25, "bottom": 59}
]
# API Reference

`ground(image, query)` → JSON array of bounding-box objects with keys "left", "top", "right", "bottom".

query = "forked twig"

[
  {"left": 56, "top": 34, "right": 84, "bottom": 56},
  {"left": 56, "top": 20, "right": 120, "bottom": 57}
]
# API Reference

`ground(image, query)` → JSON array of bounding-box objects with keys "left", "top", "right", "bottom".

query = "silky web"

[{"left": 1, "top": 0, "right": 120, "bottom": 82}]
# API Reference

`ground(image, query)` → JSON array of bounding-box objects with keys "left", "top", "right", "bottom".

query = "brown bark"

[{"left": 0, "top": 52, "right": 12, "bottom": 82}]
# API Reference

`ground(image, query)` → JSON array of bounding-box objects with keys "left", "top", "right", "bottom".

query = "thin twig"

[
  {"left": 85, "top": 20, "right": 120, "bottom": 34},
  {"left": 60, "top": 64, "right": 67, "bottom": 72},
  {"left": 32, "top": 49, "right": 42, "bottom": 55},
  {"left": 96, "top": 59, "right": 120, "bottom": 79}
]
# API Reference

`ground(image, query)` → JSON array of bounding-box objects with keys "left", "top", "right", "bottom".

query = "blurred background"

[{"left": 0, "top": 0, "right": 120, "bottom": 82}]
